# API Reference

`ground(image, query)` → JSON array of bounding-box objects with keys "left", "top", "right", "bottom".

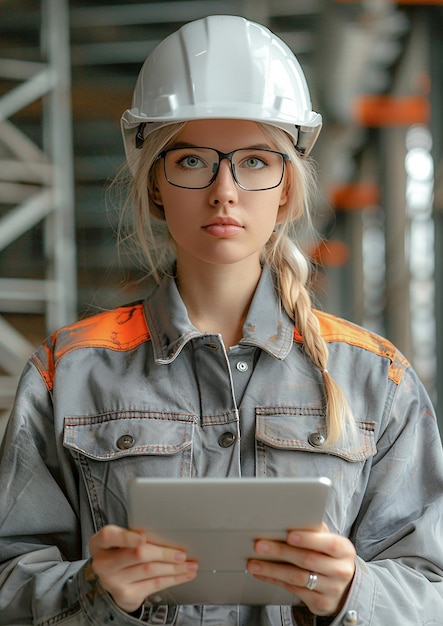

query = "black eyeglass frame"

[{"left": 156, "top": 146, "right": 290, "bottom": 191}]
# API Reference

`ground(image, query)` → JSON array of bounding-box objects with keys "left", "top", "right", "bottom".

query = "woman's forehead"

[{"left": 173, "top": 119, "right": 274, "bottom": 149}]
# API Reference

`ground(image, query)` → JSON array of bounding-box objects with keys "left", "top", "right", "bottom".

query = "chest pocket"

[
  {"left": 63, "top": 411, "right": 196, "bottom": 529},
  {"left": 255, "top": 408, "right": 376, "bottom": 531}
]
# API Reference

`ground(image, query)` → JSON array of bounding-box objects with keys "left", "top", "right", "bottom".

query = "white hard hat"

[{"left": 121, "top": 15, "right": 322, "bottom": 171}]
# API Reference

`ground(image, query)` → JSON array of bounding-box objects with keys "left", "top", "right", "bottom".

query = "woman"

[{"left": 0, "top": 15, "right": 442, "bottom": 626}]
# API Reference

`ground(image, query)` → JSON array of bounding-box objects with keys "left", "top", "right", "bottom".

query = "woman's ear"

[
  {"left": 276, "top": 204, "right": 288, "bottom": 225},
  {"left": 276, "top": 180, "right": 289, "bottom": 223},
  {"left": 152, "top": 183, "right": 162, "bottom": 204}
]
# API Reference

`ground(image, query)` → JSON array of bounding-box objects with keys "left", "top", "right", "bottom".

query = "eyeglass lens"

[{"left": 163, "top": 147, "right": 285, "bottom": 190}]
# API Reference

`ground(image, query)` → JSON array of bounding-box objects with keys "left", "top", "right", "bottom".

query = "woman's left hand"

[{"left": 246, "top": 523, "right": 356, "bottom": 617}]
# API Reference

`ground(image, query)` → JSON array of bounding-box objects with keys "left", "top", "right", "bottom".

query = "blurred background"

[{"left": 0, "top": 0, "right": 442, "bottom": 439}]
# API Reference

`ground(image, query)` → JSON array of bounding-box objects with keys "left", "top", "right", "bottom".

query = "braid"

[
  {"left": 260, "top": 124, "right": 357, "bottom": 448},
  {"left": 265, "top": 234, "right": 355, "bottom": 448}
]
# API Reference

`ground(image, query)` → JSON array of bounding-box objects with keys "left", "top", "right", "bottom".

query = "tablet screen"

[{"left": 128, "top": 476, "right": 331, "bottom": 605}]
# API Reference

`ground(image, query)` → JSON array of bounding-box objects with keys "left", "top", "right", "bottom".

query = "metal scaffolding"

[{"left": 0, "top": 0, "right": 76, "bottom": 409}]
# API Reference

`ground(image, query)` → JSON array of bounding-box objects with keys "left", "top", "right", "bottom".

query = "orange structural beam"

[
  {"left": 330, "top": 182, "right": 380, "bottom": 211},
  {"left": 353, "top": 95, "right": 430, "bottom": 127},
  {"left": 311, "top": 240, "right": 350, "bottom": 268}
]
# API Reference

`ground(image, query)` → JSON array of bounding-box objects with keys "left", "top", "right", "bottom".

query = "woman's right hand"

[{"left": 89, "top": 525, "right": 198, "bottom": 613}]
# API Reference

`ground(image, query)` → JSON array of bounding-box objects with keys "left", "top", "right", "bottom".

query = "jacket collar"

[{"left": 144, "top": 265, "right": 295, "bottom": 364}]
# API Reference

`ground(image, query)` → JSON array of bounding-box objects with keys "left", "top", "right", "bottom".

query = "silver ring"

[{"left": 306, "top": 572, "right": 318, "bottom": 591}]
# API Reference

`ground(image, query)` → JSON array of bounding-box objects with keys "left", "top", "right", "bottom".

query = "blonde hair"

[{"left": 119, "top": 121, "right": 356, "bottom": 448}]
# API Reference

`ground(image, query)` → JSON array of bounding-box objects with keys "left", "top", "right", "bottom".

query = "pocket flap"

[
  {"left": 63, "top": 411, "right": 195, "bottom": 460},
  {"left": 256, "top": 409, "right": 376, "bottom": 462}
]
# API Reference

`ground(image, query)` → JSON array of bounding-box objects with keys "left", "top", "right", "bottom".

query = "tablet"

[{"left": 128, "top": 476, "right": 331, "bottom": 606}]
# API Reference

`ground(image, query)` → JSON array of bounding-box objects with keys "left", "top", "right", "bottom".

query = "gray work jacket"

[{"left": 1, "top": 266, "right": 442, "bottom": 626}]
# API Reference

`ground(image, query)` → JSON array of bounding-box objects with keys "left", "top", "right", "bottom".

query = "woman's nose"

[{"left": 208, "top": 159, "right": 239, "bottom": 205}]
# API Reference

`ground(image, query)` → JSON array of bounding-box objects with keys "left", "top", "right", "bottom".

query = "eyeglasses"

[{"left": 157, "top": 146, "right": 290, "bottom": 191}]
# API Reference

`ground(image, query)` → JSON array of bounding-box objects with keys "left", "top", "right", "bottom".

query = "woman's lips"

[{"left": 202, "top": 217, "right": 244, "bottom": 237}]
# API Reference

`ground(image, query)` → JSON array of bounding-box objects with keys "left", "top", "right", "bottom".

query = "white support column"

[
  {"left": 43, "top": 0, "right": 77, "bottom": 329},
  {"left": 0, "top": 0, "right": 76, "bottom": 411}
]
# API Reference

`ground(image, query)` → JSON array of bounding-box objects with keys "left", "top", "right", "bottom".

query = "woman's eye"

[
  {"left": 243, "top": 156, "right": 266, "bottom": 169},
  {"left": 178, "top": 155, "right": 205, "bottom": 169}
]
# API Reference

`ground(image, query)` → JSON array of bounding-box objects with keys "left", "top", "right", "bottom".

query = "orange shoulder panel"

[
  {"left": 294, "top": 309, "right": 409, "bottom": 385},
  {"left": 33, "top": 304, "right": 150, "bottom": 390}
]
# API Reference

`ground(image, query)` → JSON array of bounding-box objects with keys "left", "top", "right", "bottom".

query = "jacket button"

[
  {"left": 117, "top": 434, "right": 135, "bottom": 450},
  {"left": 308, "top": 432, "right": 325, "bottom": 447},
  {"left": 236, "top": 361, "right": 249, "bottom": 372},
  {"left": 218, "top": 432, "right": 236, "bottom": 448},
  {"left": 343, "top": 610, "right": 358, "bottom": 625}
]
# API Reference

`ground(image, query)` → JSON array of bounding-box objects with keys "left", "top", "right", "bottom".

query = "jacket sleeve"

[
  {"left": 0, "top": 360, "right": 149, "bottom": 626},
  {"left": 328, "top": 365, "right": 443, "bottom": 626}
]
